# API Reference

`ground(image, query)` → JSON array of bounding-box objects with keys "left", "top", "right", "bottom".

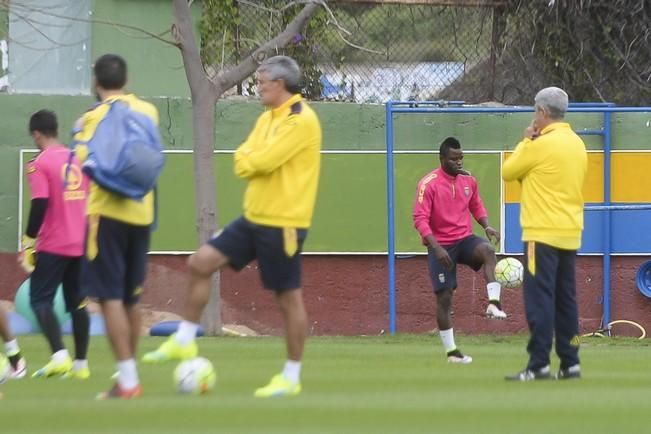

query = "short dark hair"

[
  {"left": 94, "top": 54, "right": 127, "bottom": 90},
  {"left": 29, "top": 110, "right": 58, "bottom": 137},
  {"left": 439, "top": 137, "right": 461, "bottom": 157}
]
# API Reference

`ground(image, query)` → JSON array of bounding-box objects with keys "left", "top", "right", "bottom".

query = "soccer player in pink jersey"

[
  {"left": 20, "top": 110, "right": 91, "bottom": 379},
  {"left": 413, "top": 137, "right": 505, "bottom": 364}
]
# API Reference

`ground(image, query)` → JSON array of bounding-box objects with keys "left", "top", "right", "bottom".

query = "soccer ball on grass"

[{"left": 174, "top": 357, "right": 217, "bottom": 395}]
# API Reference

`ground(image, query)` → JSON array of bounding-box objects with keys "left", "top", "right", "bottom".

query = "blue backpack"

[{"left": 75, "top": 100, "right": 165, "bottom": 200}]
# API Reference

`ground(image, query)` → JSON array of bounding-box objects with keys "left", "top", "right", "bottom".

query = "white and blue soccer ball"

[
  {"left": 495, "top": 257, "right": 524, "bottom": 289},
  {"left": 174, "top": 357, "right": 217, "bottom": 395}
]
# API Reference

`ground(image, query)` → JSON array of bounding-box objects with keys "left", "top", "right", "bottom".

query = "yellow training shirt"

[
  {"left": 234, "top": 94, "right": 322, "bottom": 229},
  {"left": 502, "top": 122, "right": 588, "bottom": 250},
  {"left": 74, "top": 94, "right": 158, "bottom": 226}
]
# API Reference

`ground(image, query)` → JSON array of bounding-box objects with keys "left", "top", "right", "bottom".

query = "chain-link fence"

[{"left": 202, "top": 1, "right": 500, "bottom": 103}]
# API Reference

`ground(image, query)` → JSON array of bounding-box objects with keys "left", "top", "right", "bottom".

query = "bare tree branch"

[
  {"left": 333, "top": 30, "right": 383, "bottom": 55},
  {"left": 215, "top": 2, "right": 322, "bottom": 91},
  {"left": 172, "top": 0, "right": 214, "bottom": 98}
]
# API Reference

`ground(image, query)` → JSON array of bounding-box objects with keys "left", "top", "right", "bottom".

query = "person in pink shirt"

[
  {"left": 413, "top": 137, "right": 505, "bottom": 364},
  {"left": 19, "top": 110, "right": 90, "bottom": 379}
]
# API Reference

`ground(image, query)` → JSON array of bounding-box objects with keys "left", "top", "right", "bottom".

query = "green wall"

[
  {"left": 91, "top": 0, "right": 201, "bottom": 98},
  {"left": 20, "top": 152, "right": 501, "bottom": 253},
  {"left": 3, "top": 94, "right": 651, "bottom": 252}
]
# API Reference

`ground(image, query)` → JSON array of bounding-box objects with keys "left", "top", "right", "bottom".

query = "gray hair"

[
  {"left": 257, "top": 55, "right": 301, "bottom": 93},
  {"left": 534, "top": 87, "right": 569, "bottom": 119}
]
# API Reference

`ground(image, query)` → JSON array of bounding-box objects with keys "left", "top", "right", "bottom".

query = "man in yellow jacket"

[
  {"left": 502, "top": 87, "right": 587, "bottom": 381},
  {"left": 144, "top": 56, "right": 322, "bottom": 398}
]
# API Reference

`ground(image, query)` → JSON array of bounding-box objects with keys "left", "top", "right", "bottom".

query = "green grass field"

[{"left": 0, "top": 335, "right": 649, "bottom": 434}]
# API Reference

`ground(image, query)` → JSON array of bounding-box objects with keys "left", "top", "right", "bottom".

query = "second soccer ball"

[{"left": 174, "top": 357, "right": 217, "bottom": 395}]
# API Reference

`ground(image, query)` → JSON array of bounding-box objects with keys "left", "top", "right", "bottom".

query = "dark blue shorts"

[
  {"left": 30, "top": 252, "right": 86, "bottom": 312},
  {"left": 81, "top": 216, "right": 150, "bottom": 305},
  {"left": 427, "top": 235, "right": 487, "bottom": 292},
  {"left": 207, "top": 216, "right": 307, "bottom": 292}
]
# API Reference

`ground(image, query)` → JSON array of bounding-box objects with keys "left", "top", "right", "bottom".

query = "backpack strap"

[
  {"left": 151, "top": 186, "right": 159, "bottom": 231},
  {"left": 63, "top": 149, "right": 75, "bottom": 190}
]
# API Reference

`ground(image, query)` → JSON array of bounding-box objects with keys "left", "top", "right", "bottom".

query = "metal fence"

[{"left": 203, "top": 1, "right": 500, "bottom": 103}]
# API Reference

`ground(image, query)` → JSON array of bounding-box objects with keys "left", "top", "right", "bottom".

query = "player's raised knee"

[
  {"left": 186, "top": 253, "right": 211, "bottom": 277},
  {"left": 187, "top": 245, "right": 226, "bottom": 276},
  {"left": 480, "top": 242, "right": 496, "bottom": 258}
]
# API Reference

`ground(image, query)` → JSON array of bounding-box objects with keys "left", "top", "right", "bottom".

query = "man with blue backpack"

[{"left": 73, "top": 54, "right": 164, "bottom": 400}]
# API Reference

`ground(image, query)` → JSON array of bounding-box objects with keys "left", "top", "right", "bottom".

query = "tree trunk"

[
  {"left": 191, "top": 90, "right": 218, "bottom": 246},
  {"left": 192, "top": 87, "right": 221, "bottom": 335},
  {"left": 173, "top": 0, "right": 222, "bottom": 335}
]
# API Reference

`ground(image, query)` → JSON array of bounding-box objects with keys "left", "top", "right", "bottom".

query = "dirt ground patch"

[{"left": 2, "top": 300, "right": 259, "bottom": 336}]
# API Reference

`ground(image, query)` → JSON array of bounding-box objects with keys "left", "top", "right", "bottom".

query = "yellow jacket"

[
  {"left": 74, "top": 94, "right": 158, "bottom": 226},
  {"left": 502, "top": 122, "right": 588, "bottom": 250},
  {"left": 234, "top": 94, "right": 321, "bottom": 228}
]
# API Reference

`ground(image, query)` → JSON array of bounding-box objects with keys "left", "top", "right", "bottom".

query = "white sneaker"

[
  {"left": 447, "top": 350, "right": 473, "bottom": 364},
  {"left": 486, "top": 303, "right": 507, "bottom": 319},
  {"left": 8, "top": 357, "right": 27, "bottom": 380}
]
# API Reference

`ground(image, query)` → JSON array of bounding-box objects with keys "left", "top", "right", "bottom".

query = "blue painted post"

[
  {"left": 385, "top": 102, "right": 397, "bottom": 334},
  {"left": 602, "top": 110, "right": 613, "bottom": 326}
]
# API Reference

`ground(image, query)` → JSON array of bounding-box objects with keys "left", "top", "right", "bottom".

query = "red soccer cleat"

[{"left": 96, "top": 383, "right": 143, "bottom": 400}]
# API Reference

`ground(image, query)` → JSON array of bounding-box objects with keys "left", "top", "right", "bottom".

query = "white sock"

[
  {"left": 439, "top": 328, "right": 457, "bottom": 353},
  {"left": 4, "top": 339, "right": 19, "bottom": 356},
  {"left": 282, "top": 360, "right": 302, "bottom": 384},
  {"left": 175, "top": 321, "right": 199, "bottom": 346},
  {"left": 117, "top": 359, "right": 139, "bottom": 390},
  {"left": 52, "top": 349, "right": 70, "bottom": 363},
  {"left": 73, "top": 359, "right": 88, "bottom": 371},
  {"left": 487, "top": 282, "right": 501, "bottom": 303}
]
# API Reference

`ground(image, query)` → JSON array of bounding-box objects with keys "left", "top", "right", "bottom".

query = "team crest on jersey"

[
  {"left": 61, "top": 163, "right": 83, "bottom": 190},
  {"left": 438, "top": 273, "right": 446, "bottom": 283},
  {"left": 464, "top": 186, "right": 470, "bottom": 196}
]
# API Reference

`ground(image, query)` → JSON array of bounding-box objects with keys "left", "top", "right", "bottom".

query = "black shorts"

[
  {"left": 427, "top": 235, "right": 487, "bottom": 292},
  {"left": 208, "top": 216, "right": 307, "bottom": 292},
  {"left": 30, "top": 251, "right": 85, "bottom": 312},
  {"left": 81, "top": 216, "right": 151, "bottom": 305}
]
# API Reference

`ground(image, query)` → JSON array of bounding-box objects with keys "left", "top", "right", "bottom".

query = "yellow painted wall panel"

[
  {"left": 503, "top": 152, "right": 604, "bottom": 203},
  {"left": 611, "top": 153, "right": 651, "bottom": 202}
]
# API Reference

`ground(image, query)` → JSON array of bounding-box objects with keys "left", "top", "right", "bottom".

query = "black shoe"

[
  {"left": 556, "top": 365, "right": 581, "bottom": 380},
  {"left": 505, "top": 366, "right": 551, "bottom": 381}
]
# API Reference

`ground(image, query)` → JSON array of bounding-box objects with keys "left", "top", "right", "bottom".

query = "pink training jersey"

[
  {"left": 413, "top": 167, "right": 488, "bottom": 246},
  {"left": 26, "top": 144, "right": 88, "bottom": 257}
]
